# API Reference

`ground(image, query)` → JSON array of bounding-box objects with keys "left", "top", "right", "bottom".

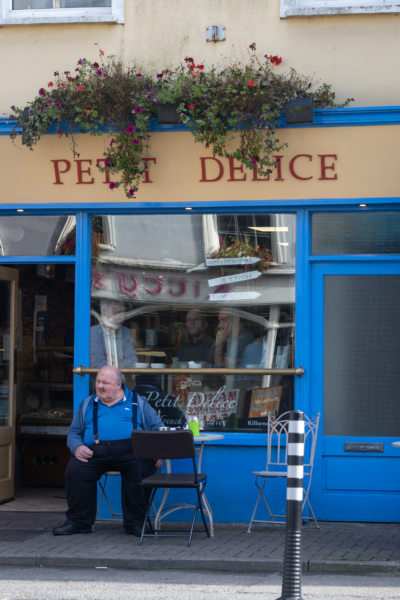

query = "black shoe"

[
  {"left": 124, "top": 521, "right": 152, "bottom": 537},
  {"left": 53, "top": 522, "right": 92, "bottom": 536}
]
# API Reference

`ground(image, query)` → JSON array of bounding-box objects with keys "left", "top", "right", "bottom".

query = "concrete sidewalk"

[{"left": 0, "top": 511, "right": 399, "bottom": 575}]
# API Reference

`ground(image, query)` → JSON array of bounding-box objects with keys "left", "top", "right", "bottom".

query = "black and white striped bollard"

[{"left": 277, "top": 410, "right": 305, "bottom": 600}]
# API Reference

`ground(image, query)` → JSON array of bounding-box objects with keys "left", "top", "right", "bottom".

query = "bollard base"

[{"left": 276, "top": 596, "right": 304, "bottom": 600}]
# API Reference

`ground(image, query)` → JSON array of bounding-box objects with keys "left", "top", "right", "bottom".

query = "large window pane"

[
  {"left": 90, "top": 213, "right": 296, "bottom": 433},
  {"left": 312, "top": 212, "right": 400, "bottom": 255},
  {"left": 324, "top": 275, "right": 400, "bottom": 436},
  {"left": 0, "top": 216, "right": 75, "bottom": 256}
]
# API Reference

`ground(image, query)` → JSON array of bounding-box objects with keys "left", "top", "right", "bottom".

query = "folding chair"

[
  {"left": 131, "top": 430, "right": 210, "bottom": 546},
  {"left": 248, "top": 411, "right": 320, "bottom": 531},
  {"left": 96, "top": 471, "right": 122, "bottom": 519}
]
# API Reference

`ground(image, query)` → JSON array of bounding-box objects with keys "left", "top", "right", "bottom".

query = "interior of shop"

[{"left": 13, "top": 263, "right": 74, "bottom": 495}]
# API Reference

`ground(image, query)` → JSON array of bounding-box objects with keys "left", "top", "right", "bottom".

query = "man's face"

[
  {"left": 95, "top": 367, "right": 123, "bottom": 404},
  {"left": 186, "top": 311, "right": 206, "bottom": 338}
]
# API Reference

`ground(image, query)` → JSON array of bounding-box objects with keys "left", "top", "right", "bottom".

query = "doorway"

[
  {"left": 0, "top": 263, "right": 74, "bottom": 508},
  {"left": 310, "top": 262, "right": 400, "bottom": 521}
]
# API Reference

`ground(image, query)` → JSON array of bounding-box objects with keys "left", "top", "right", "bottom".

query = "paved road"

[{"left": 0, "top": 566, "right": 399, "bottom": 600}]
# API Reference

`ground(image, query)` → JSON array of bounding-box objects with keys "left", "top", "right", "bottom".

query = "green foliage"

[{"left": 9, "top": 45, "right": 353, "bottom": 199}]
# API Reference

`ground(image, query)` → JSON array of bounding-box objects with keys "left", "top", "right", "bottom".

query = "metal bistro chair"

[
  {"left": 248, "top": 411, "right": 320, "bottom": 531},
  {"left": 131, "top": 429, "right": 210, "bottom": 546}
]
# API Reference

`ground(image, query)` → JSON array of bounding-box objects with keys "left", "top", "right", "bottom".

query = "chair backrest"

[
  {"left": 266, "top": 411, "right": 320, "bottom": 473},
  {"left": 132, "top": 430, "right": 196, "bottom": 461}
]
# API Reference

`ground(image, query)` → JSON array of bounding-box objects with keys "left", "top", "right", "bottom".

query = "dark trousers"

[{"left": 65, "top": 439, "right": 155, "bottom": 528}]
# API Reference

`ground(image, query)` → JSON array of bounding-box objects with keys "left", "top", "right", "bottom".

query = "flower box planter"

[
  {"left": 157, "top": 103, "right": 181, "bottom": 125},
  {"left": 284, "top": 96, "right": 314, "bottom": 124}
]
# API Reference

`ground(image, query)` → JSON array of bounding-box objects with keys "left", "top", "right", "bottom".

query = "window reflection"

[
  {"left": 0, "top": 216, "right": 75, "bottom": 256},
  {"left": 90, "top": 213, "right": 296, "bottom": 432}
]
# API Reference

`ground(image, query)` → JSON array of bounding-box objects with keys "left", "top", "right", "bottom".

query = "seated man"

[
  {"left": 53, "top": 365, "right": 163, "bottom": 537},
  {"left": 176, "top": 309, "right": 215, "bottom": 366}
]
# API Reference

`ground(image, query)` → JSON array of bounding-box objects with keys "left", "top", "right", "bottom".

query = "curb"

[{"left": 0, "top": 555, "right": 398, "bottom": 575}]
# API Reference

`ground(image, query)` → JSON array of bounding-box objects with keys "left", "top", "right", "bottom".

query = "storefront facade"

[{"left": 0, "top": 105, "right": 399, "bottom": 522}]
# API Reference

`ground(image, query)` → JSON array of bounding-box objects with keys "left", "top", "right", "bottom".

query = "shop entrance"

[
  {"left": 310, "top": 262, "right": 400, "bottom": 522},
  {"left": 1, "top": 263, "right": 74, "bottom": 506}
]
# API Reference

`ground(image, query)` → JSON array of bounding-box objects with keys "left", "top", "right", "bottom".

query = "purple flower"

[
  {"left": 126, "top": 125, "right": 134, "bottom": 133},
  {"left": 156, "top": 73, "right": 163, "bottom": 79},
  {"left": 57, "top": 129, "right": 63, "bottom": 135},
  {"left": 110, "top": 138, "right": 115, "bottom": 146},
  {"left": 128, "top": 188, "right": 135, "bottom": 196},
  {"left": 134, "top": 107, "right": 142, "bottom": 114},
  {"left": 105, "top": 157, "right": 114, "bottom": 168},
  {"left": 55, "top": 103, "right": 61, "bottom": 108},
  {"left": 109, "top": 182, "right": 117, "bottom": 190},
  {"left": 77, "top": 59, "right": 83, "bottom": 65},
  {"left": 136, "top": 73, "right": 143, "bottom": 78},
  {"left": 93, "top": 62, "right": 99, "bottom": 68},
  {"left": 96, "top": 70, "right": 103, "bottom": 77},
  {"left": 38, "top": 88, "right": 46, "bottom": 96},
  {"left": 131, "top": 139, "right": 139, "bottom": 144},
  {"left": 46, "top": 100, "right": 53, "bottom": 105}
]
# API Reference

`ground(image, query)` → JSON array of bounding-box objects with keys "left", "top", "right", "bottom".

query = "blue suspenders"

[{"left": 92, "top": 392, "right": 139, "bottom": 444}]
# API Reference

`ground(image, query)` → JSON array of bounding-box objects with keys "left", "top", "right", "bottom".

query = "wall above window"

[
  {"left": 281, "top": 0, "right": 400, "bottom": 18},
  {"left": 0, "top": 0, "right": 123, "bottom": 25}
]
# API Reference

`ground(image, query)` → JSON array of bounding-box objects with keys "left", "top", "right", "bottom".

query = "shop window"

[
  {"left": 90, "top": 213, "right": 296, "bottom": 433},
  {"left": 312, "top": 212, "right": 400, "bottom": 255},
  {"left": 281, "top": 0, "right": 400, "bottom": 18},
  {"left": 0, "top": 0, "right": 123, "bottom": 25},
  {"left": 0, "top": 215, "right": 75, "bottom": 256}
]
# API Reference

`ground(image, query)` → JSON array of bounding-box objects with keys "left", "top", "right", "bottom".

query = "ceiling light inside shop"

[
  {"left": 16, "top": 208, "right": 24, "bottom": 213},
  {"left": 359, "top": 203, "right": 367, "bottom": 207},
  {"left": 248, "top": 226, "right": 289, "bottom": 232}
]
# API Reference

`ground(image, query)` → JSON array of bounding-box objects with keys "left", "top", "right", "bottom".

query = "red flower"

[
  {"left": 48, "top": 82, "right": 54, "bottom": 87},
  {"left": 196, "top": 64, "right": 204, "bottom": 70},
  {"left": 270, "top": 55, "right": 282, "bottom": 65},
  {"left": 247, "top": 80, "right": 256, "bottom": 87},
  {"left": 188, "top": 104, "right": 195, "bottom": 110},
  {"left": 76, "top": 85, "right": 84, "bottom": 93}
]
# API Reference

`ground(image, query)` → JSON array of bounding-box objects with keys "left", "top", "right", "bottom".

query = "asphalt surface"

[{"left": 0, "top": 511, "right": 399, "bottom": 575}]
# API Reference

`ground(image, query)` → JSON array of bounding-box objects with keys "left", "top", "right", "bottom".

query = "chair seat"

[
  {"left": 252, "top": 470, "right": 288, "bottom": 477},
  {"left": 140, "top": 472, "right": 207, "bottom": 488}
]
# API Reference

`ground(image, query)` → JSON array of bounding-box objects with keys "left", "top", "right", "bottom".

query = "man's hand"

[{"left": 74, "top": 444, "right": 94, "bottom": 463}]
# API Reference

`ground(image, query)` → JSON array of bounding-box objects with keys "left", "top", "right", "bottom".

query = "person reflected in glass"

[
  {"left": 214, "top": 308, "right": 255, "bottom": 368},
  {"left": 90, "top": 301, "right": 137, "bottom": 387},
  {"left": 176, "top": 309, "right": 215, "bottom": 366}
]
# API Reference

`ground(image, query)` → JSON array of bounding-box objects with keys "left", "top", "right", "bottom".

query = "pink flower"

[
  {"left": 134, "top": 107, "right": 142, "bottom": 114},
  {"left": 109, "top": 182, "right": 117, "bottom": 189}
]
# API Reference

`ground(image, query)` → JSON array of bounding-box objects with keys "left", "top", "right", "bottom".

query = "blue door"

[{"left": 310, "top": 262, "right": 400, "bottom": 522}]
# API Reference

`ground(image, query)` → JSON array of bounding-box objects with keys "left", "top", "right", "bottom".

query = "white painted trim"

[
  {"left": 281, "top": 0, "right": 400, "bottom": 18},
  {"left": 0, "top": 0, "right": 124, "bottom": 24}
]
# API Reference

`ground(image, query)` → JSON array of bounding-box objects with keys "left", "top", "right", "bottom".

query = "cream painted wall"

[{"left": 1, "top": 1, "right": 400, "bottom": 115}]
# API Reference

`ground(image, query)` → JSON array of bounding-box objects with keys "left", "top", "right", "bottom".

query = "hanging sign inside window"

[
  {"left": 209, "top": 291, "right": 261, "bottom": 301},
  {"left": 206, "top": 257, "right": 260, "bottom": 266},
  {"left": 208, "top": 271, "right": 261, "bottom": 287}
]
